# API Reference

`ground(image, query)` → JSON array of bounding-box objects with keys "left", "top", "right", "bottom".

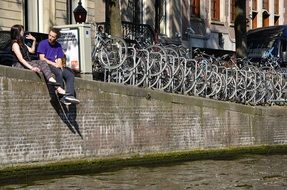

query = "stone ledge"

[{"left": 1, "top": 64, "right": 287, "bottom": 117}]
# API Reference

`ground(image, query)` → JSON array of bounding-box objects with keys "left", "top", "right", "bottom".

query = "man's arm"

[{"left": 39, "top": 54, "right": 62, "bottom": 68}]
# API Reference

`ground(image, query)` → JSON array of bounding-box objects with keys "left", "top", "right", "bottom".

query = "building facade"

[
  {"left": 119, "top": 0, "right": 287, "bottom": 51},
  {"left": 149, "top": 0, "right": 287, "bottom": 51},
  {"left": 0, "top": 0, "right": 286, "bottom": 52},
  {"left": 0, "top": 0, "right": 105, "bottom": 32}
]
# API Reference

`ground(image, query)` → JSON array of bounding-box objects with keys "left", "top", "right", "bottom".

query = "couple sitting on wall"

[{"left": 10, "top": 24, "right": 79, "bottom": 105}]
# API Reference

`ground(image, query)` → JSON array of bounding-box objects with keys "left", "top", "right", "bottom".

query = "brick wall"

[{"left": 1, "top": 65, "right": 287, "bottom": 166}]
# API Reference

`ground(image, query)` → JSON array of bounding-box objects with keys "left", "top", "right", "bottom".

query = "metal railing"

[{"left": 91, "top": 33, "right": 287, "bottom": 106}]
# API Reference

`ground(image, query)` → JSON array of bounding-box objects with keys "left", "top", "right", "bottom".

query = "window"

[
  {"left": 127, "top": 0, "right": 141, "bottom": 23},
  {"left": 155, "top": 0, "right": 166, "bottom": 34},
  {"left": 262, "top": 0, "right": 269, "bottom": 27},
  {"left": 274, "top": 16, "right": 279, "bottom": 25},
  {"left": 274, "top": 0, "right": 279, "bottom": 14},
  {"left": 273, "top": 0, "right": 279, "bottom": 28},
  {"left": 252, "top": 12, "right": 258, "bottom": 29},
  {"left": 230, "top": 0, "right": 235, "bottom": 23},
  {"left": 211, "top": 0, "right": 220, "bottom": 21},
  {"left": 252, "top": 0, "right": 257, "bottom": 10},
  {"left": 262, "top": 0, "right": 268, "bottom": 10},
  {"left": 263, "top": 11, "right": 269, "bottom": 27},
  {"left": 190, "top": 0, "right": 200, "bottom": 17},
  {"left": 251, "top": 0, "right": 258, "bottom": 29}
]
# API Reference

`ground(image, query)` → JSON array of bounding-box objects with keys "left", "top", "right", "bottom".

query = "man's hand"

[
  {"left": 56, "top": 62, "right": 63, "bottom": 68},
  {"left": 55, "top": 58, "right": 63, "bottom": 68},
  {"left": 39, "top": 54, "right": 62, "bottom": 68}
]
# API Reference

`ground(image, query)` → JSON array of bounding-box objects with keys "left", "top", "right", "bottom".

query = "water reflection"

[{"left": 2, "top": 155, "right": 287, "bottom": 190}]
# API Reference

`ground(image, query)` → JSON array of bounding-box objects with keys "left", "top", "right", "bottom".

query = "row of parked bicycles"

[{"left": 91, "top": 33, "right": 287, "bottom": 106}]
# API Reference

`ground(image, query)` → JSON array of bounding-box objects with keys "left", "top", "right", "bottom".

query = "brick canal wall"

[{"left": 1, "top": 65, "right": 287, "bottom": 167}]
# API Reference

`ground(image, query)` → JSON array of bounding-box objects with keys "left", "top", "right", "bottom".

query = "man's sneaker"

[
  {"left": 65, "top": 96, "right": 80, "bottom": 104},
  {"left": 60, "top": 97, "right": 71, "bottom": 105}
]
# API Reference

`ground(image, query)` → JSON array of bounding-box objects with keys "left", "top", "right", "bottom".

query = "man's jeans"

[{"left": 49, "top": 65, "right": 75, "bottom": 96}]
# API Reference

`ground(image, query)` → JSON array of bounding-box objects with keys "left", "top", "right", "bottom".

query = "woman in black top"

[{"left": 10, "top": 24, "right": 65, "bottom": 95}]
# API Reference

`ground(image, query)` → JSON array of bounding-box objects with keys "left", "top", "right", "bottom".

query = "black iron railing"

[
  {"left": 122, "top": 21, "right": 155, "bottom": 46},
  {"left": 96, "top": 21, "right": 155, "bottom": 46}
]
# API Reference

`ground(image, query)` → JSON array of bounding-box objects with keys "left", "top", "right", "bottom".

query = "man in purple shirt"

[{"left": 37, "top": 28, "right": 79, "bottom": 105}]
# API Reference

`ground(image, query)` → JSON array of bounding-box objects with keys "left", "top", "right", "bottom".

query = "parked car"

[
  {"left": 247, "top": 25, "right": 287, "bottom": 66},
  {"left": 0, "top": 31, "right": 48, "bottom": 66}
]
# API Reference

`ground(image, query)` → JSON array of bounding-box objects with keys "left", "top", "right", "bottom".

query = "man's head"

[{"left": 48, "top": 28, "right": 61, "bottom": 45}]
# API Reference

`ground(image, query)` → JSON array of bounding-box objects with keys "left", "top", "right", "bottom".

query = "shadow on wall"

[{"left": 47, "top": 85, "right": 83, "bottom": 139}]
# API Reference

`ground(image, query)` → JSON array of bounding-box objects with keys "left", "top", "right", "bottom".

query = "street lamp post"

[{"left": 73, "top": 0, "right": 87, "bottom": 24}]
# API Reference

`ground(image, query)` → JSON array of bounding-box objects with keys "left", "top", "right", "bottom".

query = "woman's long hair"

[{"left": 10, "top": 24, "right": 25, "bottom": 47}]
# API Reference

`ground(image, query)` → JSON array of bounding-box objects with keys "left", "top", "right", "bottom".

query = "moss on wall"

[{"left": 1, "top": 145, "right": 287, "bottom": 183}]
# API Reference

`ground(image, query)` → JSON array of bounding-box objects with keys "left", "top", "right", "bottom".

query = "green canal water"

[{"left": 1, "top": 155, "right": 287, "bottom": 190}]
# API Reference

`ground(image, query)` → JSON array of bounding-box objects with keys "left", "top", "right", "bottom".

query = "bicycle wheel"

[
  {"left": 100, "top": 36, "right": 128, "bottom": 70},
  {"left": 205, "top": 71, "right": 223, "bottom": 98},
  {"left": 183, "top": 59, "right": 197, "bottom": 95}
]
